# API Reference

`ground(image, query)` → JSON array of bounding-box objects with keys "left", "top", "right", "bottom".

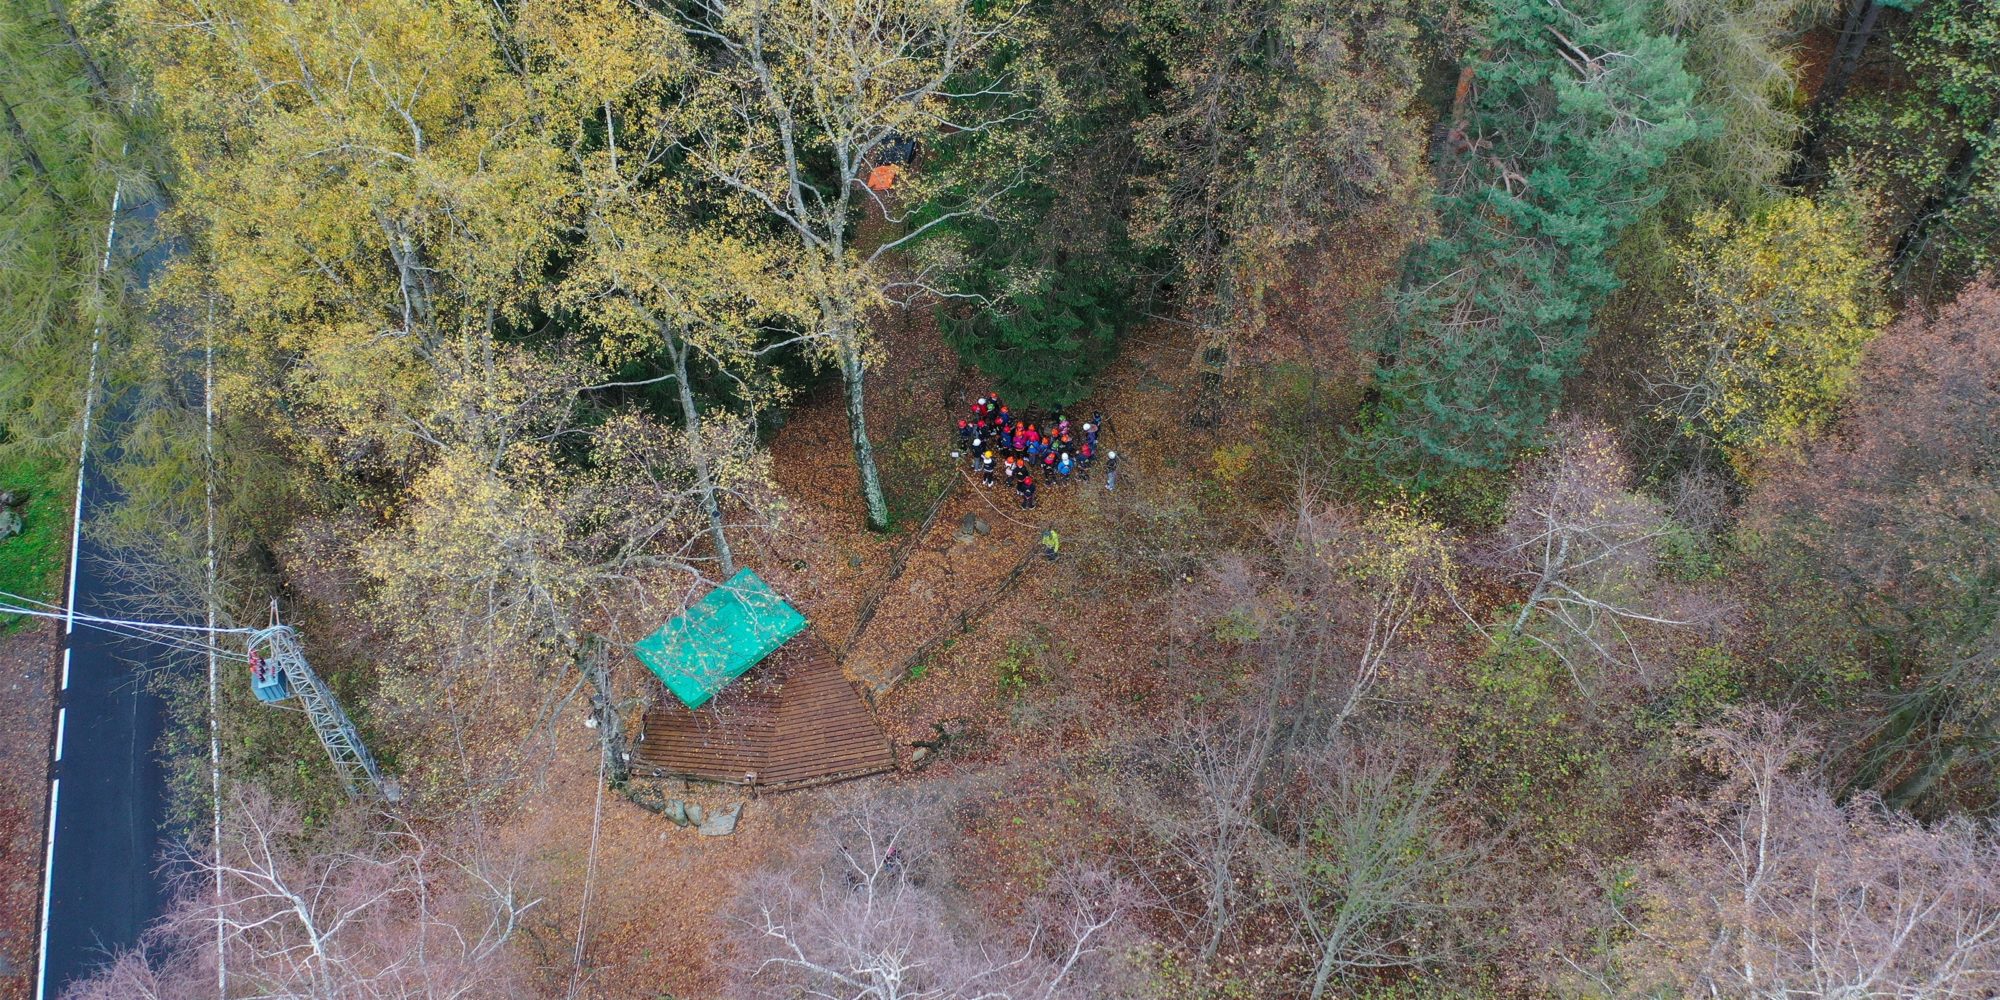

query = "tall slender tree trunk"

[
  {"left": 1308, "top": 913, "right": 1363, "bottom": 1000},
  {"left": 665, "top": 333, "right": 736, "bottom": 576},
  {"left": 1892, "top": 112, "right": 2000, "bottom": 280},
  {"left": 821, "top": 181, "right": 891, "bottom": 531},
  {"left": 1790, "top": 0, "right": 1887, "bottom": 185},
  {"left": 44, "top": 0, "right": 115, "bottom": 109},
  {"left": 1195, "top": 675, "right": 1285, "bottom": 968},
  {"left": 841, "top": 333, "right": 891, "bottom": 531},
  {"left": 373, "top": 208, "right": 434, "bottom": 338},
  {"left": 0, "top": 87, "right": 51, "bottom": 183}
]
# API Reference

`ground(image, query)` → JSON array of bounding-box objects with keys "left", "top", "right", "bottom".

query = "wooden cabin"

[{"left": 630, "top": 569, "right": 893, "bottom": 791}]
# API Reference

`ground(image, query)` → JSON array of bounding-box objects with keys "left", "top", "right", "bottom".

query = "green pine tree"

[
  {"left": 1360, "top": 0, "right": 1701, "bottom": 480},
  {"left": 942, "top": 259, "right": 1130, "bottom": 411}
]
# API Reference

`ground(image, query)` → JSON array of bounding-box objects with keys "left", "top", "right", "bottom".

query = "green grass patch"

[
  {"left": 0, "top": 453, "right": 71, "bottom": 630},
  {"left": 994, "top": 634, "right": 1048, "bottom": 698}
]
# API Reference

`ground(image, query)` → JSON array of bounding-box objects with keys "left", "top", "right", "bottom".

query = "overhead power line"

[{"left": 0, "top": 590, "right": 256, "bottom": 661}]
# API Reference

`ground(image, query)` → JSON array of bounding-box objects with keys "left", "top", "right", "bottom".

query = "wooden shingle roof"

[{"left": 631, "top": 628, "right": 894, "bottom": 790}]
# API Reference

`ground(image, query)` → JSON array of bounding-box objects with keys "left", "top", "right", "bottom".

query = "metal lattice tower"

[{"left": 247, "top": 623, "right": 392, "bottom": 800}]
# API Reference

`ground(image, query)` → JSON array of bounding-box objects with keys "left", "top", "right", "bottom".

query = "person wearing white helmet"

[{"left": 1104, "top": 450, "right": 1119, "bottom": 491}]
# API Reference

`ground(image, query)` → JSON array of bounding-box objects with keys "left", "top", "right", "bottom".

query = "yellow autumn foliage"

[
  {"left": 1662, "top": 196, "right": 1887, "bottom": 461},
  {"left": 113, "top": 0, "right": 647, "bottom": 475}
]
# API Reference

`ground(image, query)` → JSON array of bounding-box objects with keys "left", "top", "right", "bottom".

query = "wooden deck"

[{"left": 632, "top": 629, "right": 895, "bottom": 790}]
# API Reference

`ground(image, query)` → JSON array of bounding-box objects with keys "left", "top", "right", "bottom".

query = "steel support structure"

[{"left": 247, "top": 624, "right": 388, "bottom": 799}]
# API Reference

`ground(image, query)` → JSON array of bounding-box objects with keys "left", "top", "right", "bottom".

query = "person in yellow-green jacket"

[{"left": 1041, "top": 528, "right": 1060, "bottom": 561}]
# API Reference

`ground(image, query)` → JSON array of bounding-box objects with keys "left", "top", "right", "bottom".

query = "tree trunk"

[
  {"left": 1825, "top": 0, "right": 1884, "bottom": 106},
  {"left": 1198, "top": 865, "right": 1231, "bottom": 965},
  {"left": 0, "top": 87, "right": 51, "bottom": 183},
  {"left": 1195, "top": 676, "right": 1285, "bottom": 968},
  {"left": 1789, "top": 0, "right": 1886, "bottom": 185},
  {"left": 667, "top": 334, "right": 736, "bottom": 576},
  {"left": 1308, "top": 922, "right": 1355, "bottom": 1000},
  {"left": 1891, "top": 112, "right": 2000, "bottom": 281},
  {"left": 45, "top": 0, "right": 116, "bottom": 112},
  {"left": 1883, "top": 743, "right": 1955, "bottom": 810},
  {"left": 374, "top": 208, "right": 435, "bottom": 339},
  {"left": 841, "top": 336, "right": 891, "bottom": 531}
]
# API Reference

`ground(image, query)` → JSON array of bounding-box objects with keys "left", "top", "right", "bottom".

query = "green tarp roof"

[{"left": 634, "top": 569, "right": 808, "bottom": 710}]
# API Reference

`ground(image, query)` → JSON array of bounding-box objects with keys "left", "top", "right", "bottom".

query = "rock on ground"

[{"left": 698, "top": 803, "right": 742, "bottom": 837}]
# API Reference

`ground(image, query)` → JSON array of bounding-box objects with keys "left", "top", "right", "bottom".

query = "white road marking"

[{"left": 37, "top": 176, "right": 124, "bottom": 1000}]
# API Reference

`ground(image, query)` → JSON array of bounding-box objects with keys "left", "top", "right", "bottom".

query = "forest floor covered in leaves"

[
  {"left": 479, "top": 279, "right": 1310, "bottom": 995},
  {"left": 0, "top": 622, "right": 56, "bottom": 1000},
  {"left": 479, "top": 248, "right": 1409, "bottom": 993}
]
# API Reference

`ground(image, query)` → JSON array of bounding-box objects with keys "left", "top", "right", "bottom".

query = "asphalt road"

[
  {"left": 38, "top": 197, "right": 182, "bottom": 998},
  {"left": 39, "top": 519, "right": 171, "bottom": 994}
]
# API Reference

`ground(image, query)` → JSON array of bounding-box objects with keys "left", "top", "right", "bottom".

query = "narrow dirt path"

[{"left": 841, "top": 470, "right": 1049, "bottom": 691}]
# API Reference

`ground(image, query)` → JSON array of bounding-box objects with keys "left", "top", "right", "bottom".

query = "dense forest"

[{"left": 2, "top": 0, "right": 1998, "bottom": 995}]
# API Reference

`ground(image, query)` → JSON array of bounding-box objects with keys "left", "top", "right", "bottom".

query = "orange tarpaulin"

[{"left": 866, "top": 164, "right": 902, "bottom": 192}]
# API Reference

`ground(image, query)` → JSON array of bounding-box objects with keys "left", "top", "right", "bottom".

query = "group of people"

[{"left": 954, "top": 393, "right": 1119, "bottom": 510}]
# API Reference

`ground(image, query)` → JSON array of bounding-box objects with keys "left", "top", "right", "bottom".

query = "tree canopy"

[{"left": 1361, "top": 0, "right": 1701, "bottom": 478}]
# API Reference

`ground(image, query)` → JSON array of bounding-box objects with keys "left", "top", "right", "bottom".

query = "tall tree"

[
  {"left": 1279, "top": 743, "right": 1477, "bottom": 1000},
  {"left": 1787, "top": 0, "right": 1922, "bottom": 186},
  {"left": 532, "top": 0, "right": 798, "bottom": 577},
  {"left": 0, "top": 0, "right": 131, "bottom": 457},
  {"left": 116, "top": 0, "right": 578, "bottom": 479},
  {"left": 924, "top": 0, "right": 1151, "bottom": 413},
  {"left": 113, "top": 0, "right": 794, "bottom": 786},
  {"left": 726, "top": 794, "right": 1132, "bottom": 999},
  {"left": 1655, "top": 196, "right": 1886, "bottom": 462},
  {"left": 1742, "top": 279, "right": 2000, "bottom": 809},
  {"left": 1613, "top": 708, "right": 2000, "bottom": 998},
  {"left": 1127, "top": 0, "right": 1430, "bottom": 339},
  {"left": 1482, "top": 421, "right": 1694, "bottom": 690},
  {"left": 1650, "top": 0, "right": 1836, "bottom": 216},
  {"left": 1863, "top": 0, "right": 1999, "bottom": 298},
  {"left": 560, "top": 213, "right": 797, "bottom": 579},
  {"left": 1128, "top": 493, "right": 1454, "bottom": 974},
  {"left": 939, "top": 256, "right": 1131, "bottom": 411},
  {"left": 1361, "top": 0, "right": 1700, "bottom": 478},
  {"left": 667, "top": 0, "right": 1046, "bottom": 530},
  {"left": 354, "top": 347, "right": 781, "bottom": 791},
  {"left": 64, "top": 786, "right": 538, "bottom": 1000}
]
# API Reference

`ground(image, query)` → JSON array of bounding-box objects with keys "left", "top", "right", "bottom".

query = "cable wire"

[
  {"left": 0, "top": 600, "right": 252, "bottom": 661},
  {"left": 0, "top": 588, "right": 259, "bottom": 635}
]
